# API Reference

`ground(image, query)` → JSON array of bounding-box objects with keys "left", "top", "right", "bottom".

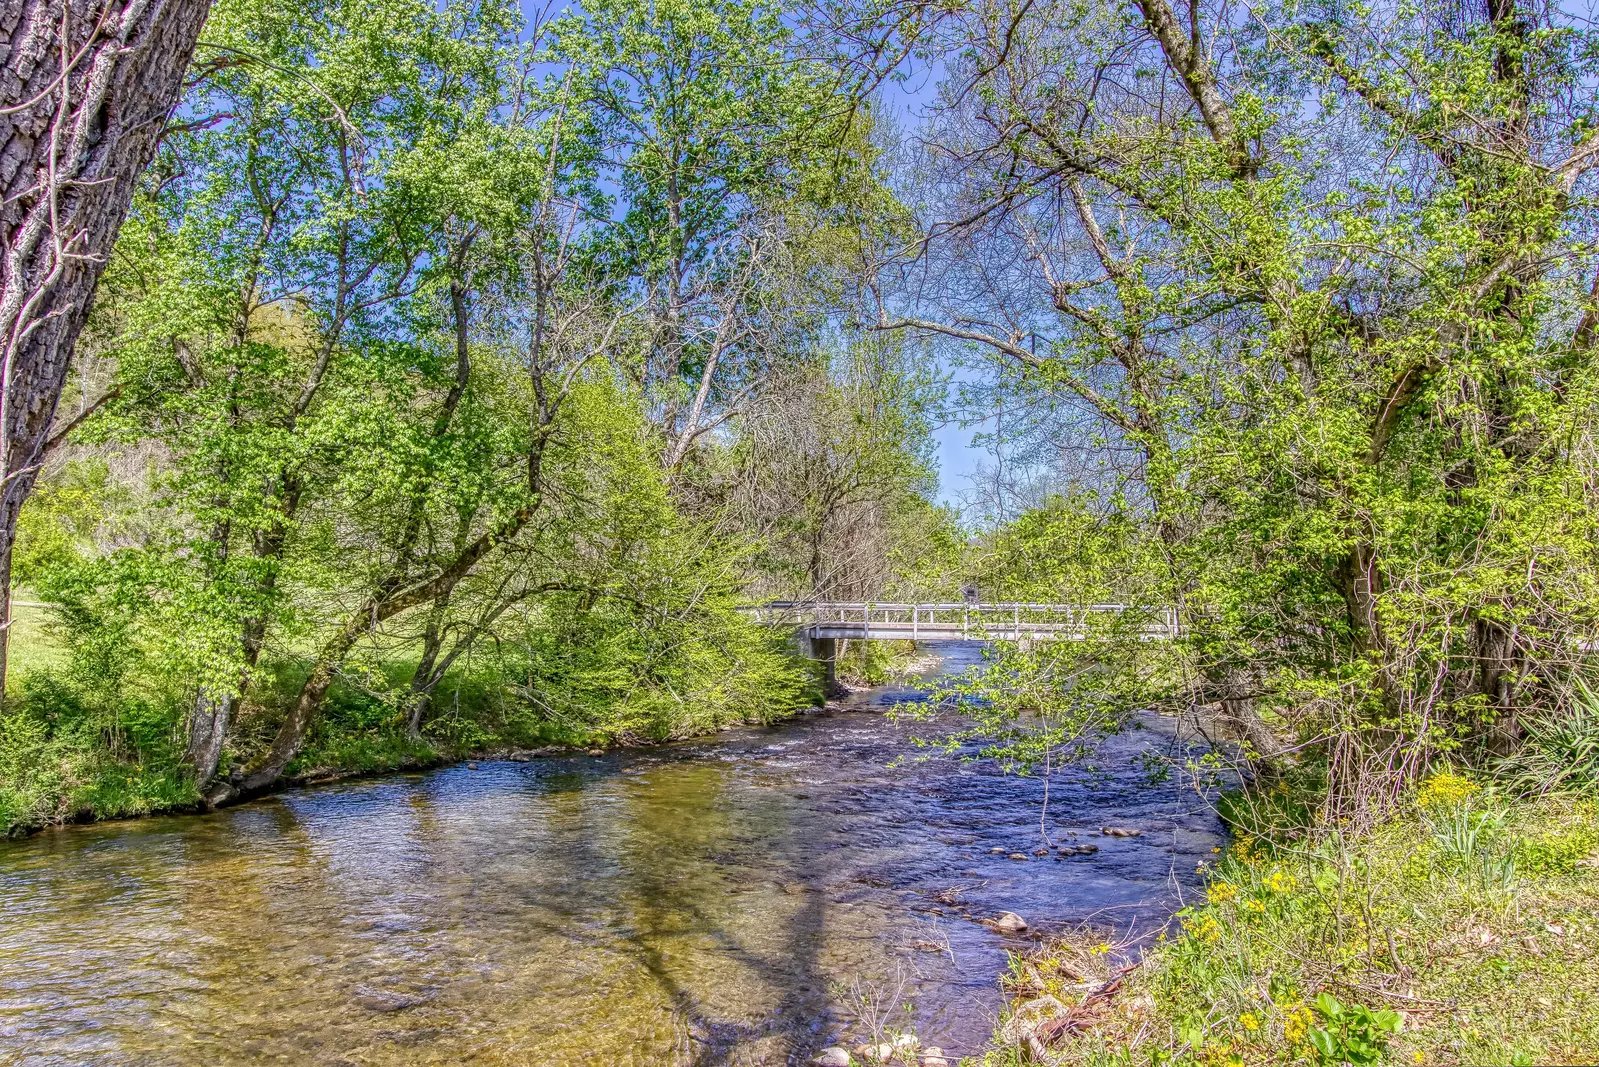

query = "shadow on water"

[{"left": 0, "top": 642, "right": 1225, "bottom": 1066}]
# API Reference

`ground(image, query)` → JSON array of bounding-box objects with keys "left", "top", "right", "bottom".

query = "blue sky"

[{"left": 870, "top": 68, "right": 996, "bottom": 512}]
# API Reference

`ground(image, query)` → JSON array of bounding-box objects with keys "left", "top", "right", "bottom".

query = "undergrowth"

[
  {"left": 973, "top": 778, "right": 1599, "bottom": 1066},
  {"left": 2, "top": 634, "right": 817, "bottom": 835}
]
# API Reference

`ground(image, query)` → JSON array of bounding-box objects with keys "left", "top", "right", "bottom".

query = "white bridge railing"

[{"left": 740, "top": 602, "right": 1179, "bottom": 642}]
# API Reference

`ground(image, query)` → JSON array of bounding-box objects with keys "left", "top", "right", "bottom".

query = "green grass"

[
  {"left": 7, "top": 597, "right": 67, "bottom": 676},
  {"left": 970, "top": 784, "right": 1599, "bottom": 1066}
]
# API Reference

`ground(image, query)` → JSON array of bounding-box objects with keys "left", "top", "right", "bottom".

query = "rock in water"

[
  {"left": 1101, "top": 826, "right": 1142, "bottom": 837},
  {"left": 988, "top": 846, "right": 1007, "bottom": 854},
  {"left": 993, "top": 911, "right": 1029, "bottom": 933},
  {"left": 1007, "top": 852, "right": 1029, "bottom": 861},
  {"left": 810, "top": 1049, "right": 851, "bottom": 1067}
]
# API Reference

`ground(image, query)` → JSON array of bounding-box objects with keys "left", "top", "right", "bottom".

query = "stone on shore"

[
  {"left": 809, "top": 1049, "right": 850, "bottom": 1067},
  {"left": 992, "top": 911, "right": 1028, "bottom": 932}
]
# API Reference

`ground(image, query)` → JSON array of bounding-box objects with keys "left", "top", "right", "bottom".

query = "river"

[{"left": 0, "top": 643, "right": 1224, "bottom": 1066}]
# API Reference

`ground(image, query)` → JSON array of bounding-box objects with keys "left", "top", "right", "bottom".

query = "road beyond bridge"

[{"left": 742, "top": 602, "right": 1179, "bottom": 692}]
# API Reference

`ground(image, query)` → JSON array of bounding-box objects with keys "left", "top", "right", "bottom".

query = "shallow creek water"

[{"left": 0, "top": 644, "right": 1224, "bottom": 1066}]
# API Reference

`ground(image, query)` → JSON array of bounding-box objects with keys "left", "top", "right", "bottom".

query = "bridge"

[{"left": 742, "top": 602, "right": 1179, "bottom": 691}]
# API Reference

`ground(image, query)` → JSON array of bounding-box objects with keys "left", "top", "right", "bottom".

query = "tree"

[
  {"left": 873, "top": 0, "right": 1599, "bottom": 811},
  {"left": 560, "top": 0, "right": 864, "bottom": 469},
  {"left": 0, "top": 0, "right": 214, "bottom": 696},
  {"left": 735, "top": 337, "right": 939, "bottom": 599}
]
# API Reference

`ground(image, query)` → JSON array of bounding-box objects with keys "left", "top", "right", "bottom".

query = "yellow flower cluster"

[
  {"left": 1200, "top": 1044, "right": 1243, "bottom": 1067},
  {"left": 1418, "top": 771, "right": 1479, "bottom": 808},
  {"left": 1266, "top": 869, "right": 1297, "bottom": 893},
  {"left": 1245, "top": 898, "right": 1267, "bottom": 914},
  {"left": 1283, "top": 1004, "right": 1314, "bottom": 1044},
  {"left": 1238, "top": 1012, "right": 1260, "bottom": 1033},
  {"left": 1231, "top": 837, "right": 1260, "bottom": 863},
  {"left": 1089, "top": 942, "right": 1111, "bottom": 956},
  {"left": 1207, "top": 881, "right": 1240, "bottom": 905},
  {"left": 1183, "top": 913, "right": 1223, "bottom": 945}
]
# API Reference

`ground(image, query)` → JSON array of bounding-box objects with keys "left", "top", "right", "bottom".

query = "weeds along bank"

[
  {"left": 979, "top": 773, "right": 1599, "bottom": 1067},
  {"left": 0, "top": 593, "right": 819, "bottom": 835}
]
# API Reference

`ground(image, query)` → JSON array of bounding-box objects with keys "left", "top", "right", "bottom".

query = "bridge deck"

[{"left": 742, "top": 602, "right": 1178, "bottom": 642}]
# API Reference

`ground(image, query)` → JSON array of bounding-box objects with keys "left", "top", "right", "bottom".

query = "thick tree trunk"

[
  {"left": 1474, "top": 616, "right": 1523, "bottom": 754},
  {"left": 0, "top": 0, "right": 212, "bottom": 697},
  {"left": 184, "top": 689, "right": 232, "bottom": 784},
  {"left": 0, "top": 539, "right": 11, "bottom": 691}
]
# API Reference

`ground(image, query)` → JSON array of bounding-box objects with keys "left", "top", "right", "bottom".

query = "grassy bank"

[
  {"left": 976, "top": 777, "right": 1599, "bottom": 1066},
  {"left": 0, "top": 601, "right": 823, "bottom": 835}
]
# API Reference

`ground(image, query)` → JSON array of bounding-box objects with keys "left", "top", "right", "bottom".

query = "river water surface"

[{"left": 0, "top": 644, "right": 1223, "bottom": 1066}]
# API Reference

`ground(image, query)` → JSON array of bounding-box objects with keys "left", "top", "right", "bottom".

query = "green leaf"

[{"left": 1308, "top": 1027, "right": 1338, "bottom": 1060}]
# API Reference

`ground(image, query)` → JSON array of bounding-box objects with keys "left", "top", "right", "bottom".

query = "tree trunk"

[
  {"left": 0, "top": 539, "right": 11, "bottom": 692},
  {"left": 405, "top": 605, "right": 447, "bottom": 736},
  {"left": 186, "top": 608, "right": 269, "bottom": 788},
  {"left": 228, "top": 635, "right": 352, "bottom": 798},
  {"left": 185, "top": 689, "right": 233, "bottom": 787},
  {"left": 0, "top": 0, "right": 213, "bottom": 697}
]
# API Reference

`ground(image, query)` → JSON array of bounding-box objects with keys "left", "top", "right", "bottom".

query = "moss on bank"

[{"left": 975, "top": 784, "right": 1599, "bottom": 1066}]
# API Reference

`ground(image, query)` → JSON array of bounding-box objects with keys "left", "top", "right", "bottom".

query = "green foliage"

[
  {"left": 884, "top": 0, "right": 1599, "bottom": 818},
  {"left": 1305, "top": 993, "right": 1402, "bottom": 1066},
  {"left": 0, "top": 0, "right": 895, "bottom": 828},
  {"left": 1497, "top": 685, "right": 1599, "bottom": 796},
  {"left": 1512, "top": 824, "right": 1599, "bottom": 876},
  {"left": 1425, "top": 798, "right": 1506, "bottom": 866},
  {"left": 1012, "top": 794, "right": 1599, "bottom": 1065}
]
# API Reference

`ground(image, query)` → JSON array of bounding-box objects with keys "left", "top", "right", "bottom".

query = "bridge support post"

[
  {"left": 796, "top": 630, "right": 843, "bottom": 698},
  {"left": 813, "top": 637, "right": 840, "bottom": 697}
]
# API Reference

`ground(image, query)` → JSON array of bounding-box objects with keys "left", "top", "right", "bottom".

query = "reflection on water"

[{"left": 0, "top": 644, "right": 1223, "bottom": 1066}]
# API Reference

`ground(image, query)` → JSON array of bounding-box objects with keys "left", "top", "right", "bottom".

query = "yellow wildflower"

[
  {"left": 1089, "top": 942, "right": 1111, "bottom": 956},
  {"left": 1200, "top": 1044, "right": 1243, "bottom": 1067},
  {"left": 1284, "top": 1005, "right": 1314, "bottom": 1044},
  {"left": 1246, "top": 898, "right": 1266, "bottom": 913},
  {"left": 1238, "top": 1012, "right": 1260, "bottom": 1032},
  {"left": 1207, "top": 881, "right": 1240, "bottom": 905},
  {"left": 1418, "top": 771, "right": 1479, "bottom": 808},
  {"left": 1413, "top": 1053, "right": 1424, "bottom": 1065},
  {"left": 1266, "top": 869, "right": 1297, "bottom": 894},
  {"left": 1182, "top": 913, "right": 1223, "bottom": 945}
]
